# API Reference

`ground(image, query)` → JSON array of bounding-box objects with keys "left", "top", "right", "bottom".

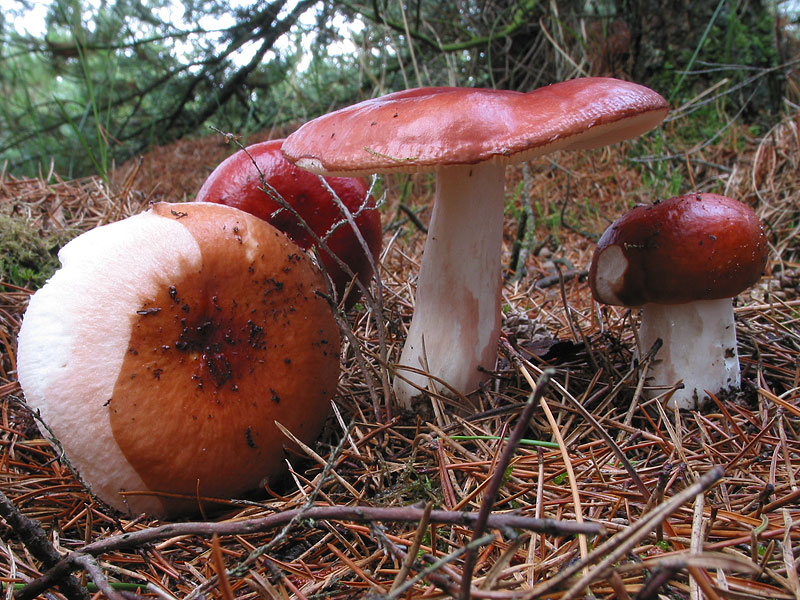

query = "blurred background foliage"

[{"left": 0, "top": 0, "right": 798, "bottom": 180}]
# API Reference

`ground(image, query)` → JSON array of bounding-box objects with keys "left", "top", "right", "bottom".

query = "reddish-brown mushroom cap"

[
  {"left": 589, "top": 193, "right": 768, "bottom": 307},
  {"left": 16, "top": 202, "right": 340, "bottom": 517},
  {"left": 281, "top": 78, "right": 669, "bottom": 175},
  {"left": 196, "top": 139, "right": 382, "bottom": 308}
]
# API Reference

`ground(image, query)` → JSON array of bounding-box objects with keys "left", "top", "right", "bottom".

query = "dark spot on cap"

[{"left": 245, "top": 427, "right": 257, "bottom": 449}]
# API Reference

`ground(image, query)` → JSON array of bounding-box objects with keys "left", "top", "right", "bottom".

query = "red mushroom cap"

[
  {"left": 281, "top": 78, "right": 668, "bottom": 176},
  {"left": 16, "top": 202, "right": 340, "bottom": 517},
  {"left": 589, "top": 193, "right": 768, "bottom": 307},
  {"left": 196, "top": 139, "right": 382, "bottom": 308}
]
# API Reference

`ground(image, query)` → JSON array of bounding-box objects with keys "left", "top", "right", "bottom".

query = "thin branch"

[
  {"left": 14, "top": 504, "right": 602, "bottom": 600},
  {"left": 0, "top": 491, "right": 89, "bottom": 600},
  {"left": 346, "top": 0, "right": 539, "bottom": 52}
]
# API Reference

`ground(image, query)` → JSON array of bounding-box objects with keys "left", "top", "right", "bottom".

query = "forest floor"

[{"left": 1, "top": 105, "right": 799, "bottom": 599}]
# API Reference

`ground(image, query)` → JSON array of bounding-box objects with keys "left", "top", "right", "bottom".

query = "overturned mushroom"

[
  {"left": 589, "top": 193, "right": 767, "bottom": 409},
  {"left": 16, "top": 202, "right": 340, "bottom": 517},
  {"left": 196, "top": 139, "right": 382, "bottom": 308},
  {"left": 282, "top": 78, "right": 668, "bottom": 407}
]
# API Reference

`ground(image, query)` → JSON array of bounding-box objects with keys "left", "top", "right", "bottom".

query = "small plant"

[{"left": 0, "top": 213, "right": 77, "bottom": 290}]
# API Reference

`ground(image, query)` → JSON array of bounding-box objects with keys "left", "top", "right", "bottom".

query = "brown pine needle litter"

[{"left": 2, "top": 107, "right": 800, "bottom": 600}]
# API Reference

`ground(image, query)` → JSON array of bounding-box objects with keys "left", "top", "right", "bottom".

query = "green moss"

[{"left": 0, "top": 213, "right": 77, "bottom": 290}]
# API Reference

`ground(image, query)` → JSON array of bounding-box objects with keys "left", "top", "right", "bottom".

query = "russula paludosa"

[
  {"left": 16, "top": 202, "right": 340, "bottom": 517},
  {"left": 195, "top": 139, "right": 382, "bottom": 308},
  {"left": 282, "top": 78, "right": 668, "bottom": 407},
  {"left": 589, "top": 193, "right": 767, "bottom": 409}
]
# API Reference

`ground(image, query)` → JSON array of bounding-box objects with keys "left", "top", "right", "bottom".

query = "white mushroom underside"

[
  {"left": 638, "top": 299, "right": 741, "bottom": 410},
  {"left": 16, "top": 212, "right": 203, "bottom": 516},
  {"left": 393, "top": 162, "right": 504, "bottom": 406},
  {"left": 591, "top": 244, "right": 627, "bottom": 305}
]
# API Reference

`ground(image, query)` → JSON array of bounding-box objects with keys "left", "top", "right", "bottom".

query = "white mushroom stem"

[
  {"left": 638, "top": 298, "right": 741, "bottom": 410},
  {"left": 393, "top": 162, "right": 505, "bottom": 407}
]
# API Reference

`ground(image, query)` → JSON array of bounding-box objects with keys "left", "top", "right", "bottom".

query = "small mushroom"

[
  {"left": 282, "top": 78, "right": 668, "bottom": 407},
  {"left": 16, "top": 202, "right": 340, "bottom": 517},
  {"left": 589, "top": 193, "right": 768, "bottom": 409},
  {"left": 196, "top": 139, "right": 382, "bottom": 308}
]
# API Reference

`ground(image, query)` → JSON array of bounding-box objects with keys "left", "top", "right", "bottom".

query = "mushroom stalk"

[
  {"left": 638, "top": 298, "right": 740, "bottom": 409},
  {"left": 394, "top": 162, "right": 504, "bottom": 407}
]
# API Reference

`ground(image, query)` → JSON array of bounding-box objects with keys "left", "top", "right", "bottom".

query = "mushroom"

[
  {"left": 589, "top": 193, "right": 767, "bottom": 409},
  {"left": 195, "top": 139, "right": 382, "bottom": 309},
  {"left": 16, "top": 202, "right": 340, "bottom": 517},
  {"left": 282, "top": 78, "right": 668, "bottom": 407}
]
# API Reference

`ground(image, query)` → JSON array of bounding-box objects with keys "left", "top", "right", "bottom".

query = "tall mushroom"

[
  {"left": 195, "top": 139, "right": 382, "bottom": 309},
  {"left": 282, "top": 78, "right": 668, "bottom": 407},
  {"left": 589, "top": 193, "right": 767, "bottom": 409},
  {"left": 16, "top": 202, "right": 340, "bottom": 517}
]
